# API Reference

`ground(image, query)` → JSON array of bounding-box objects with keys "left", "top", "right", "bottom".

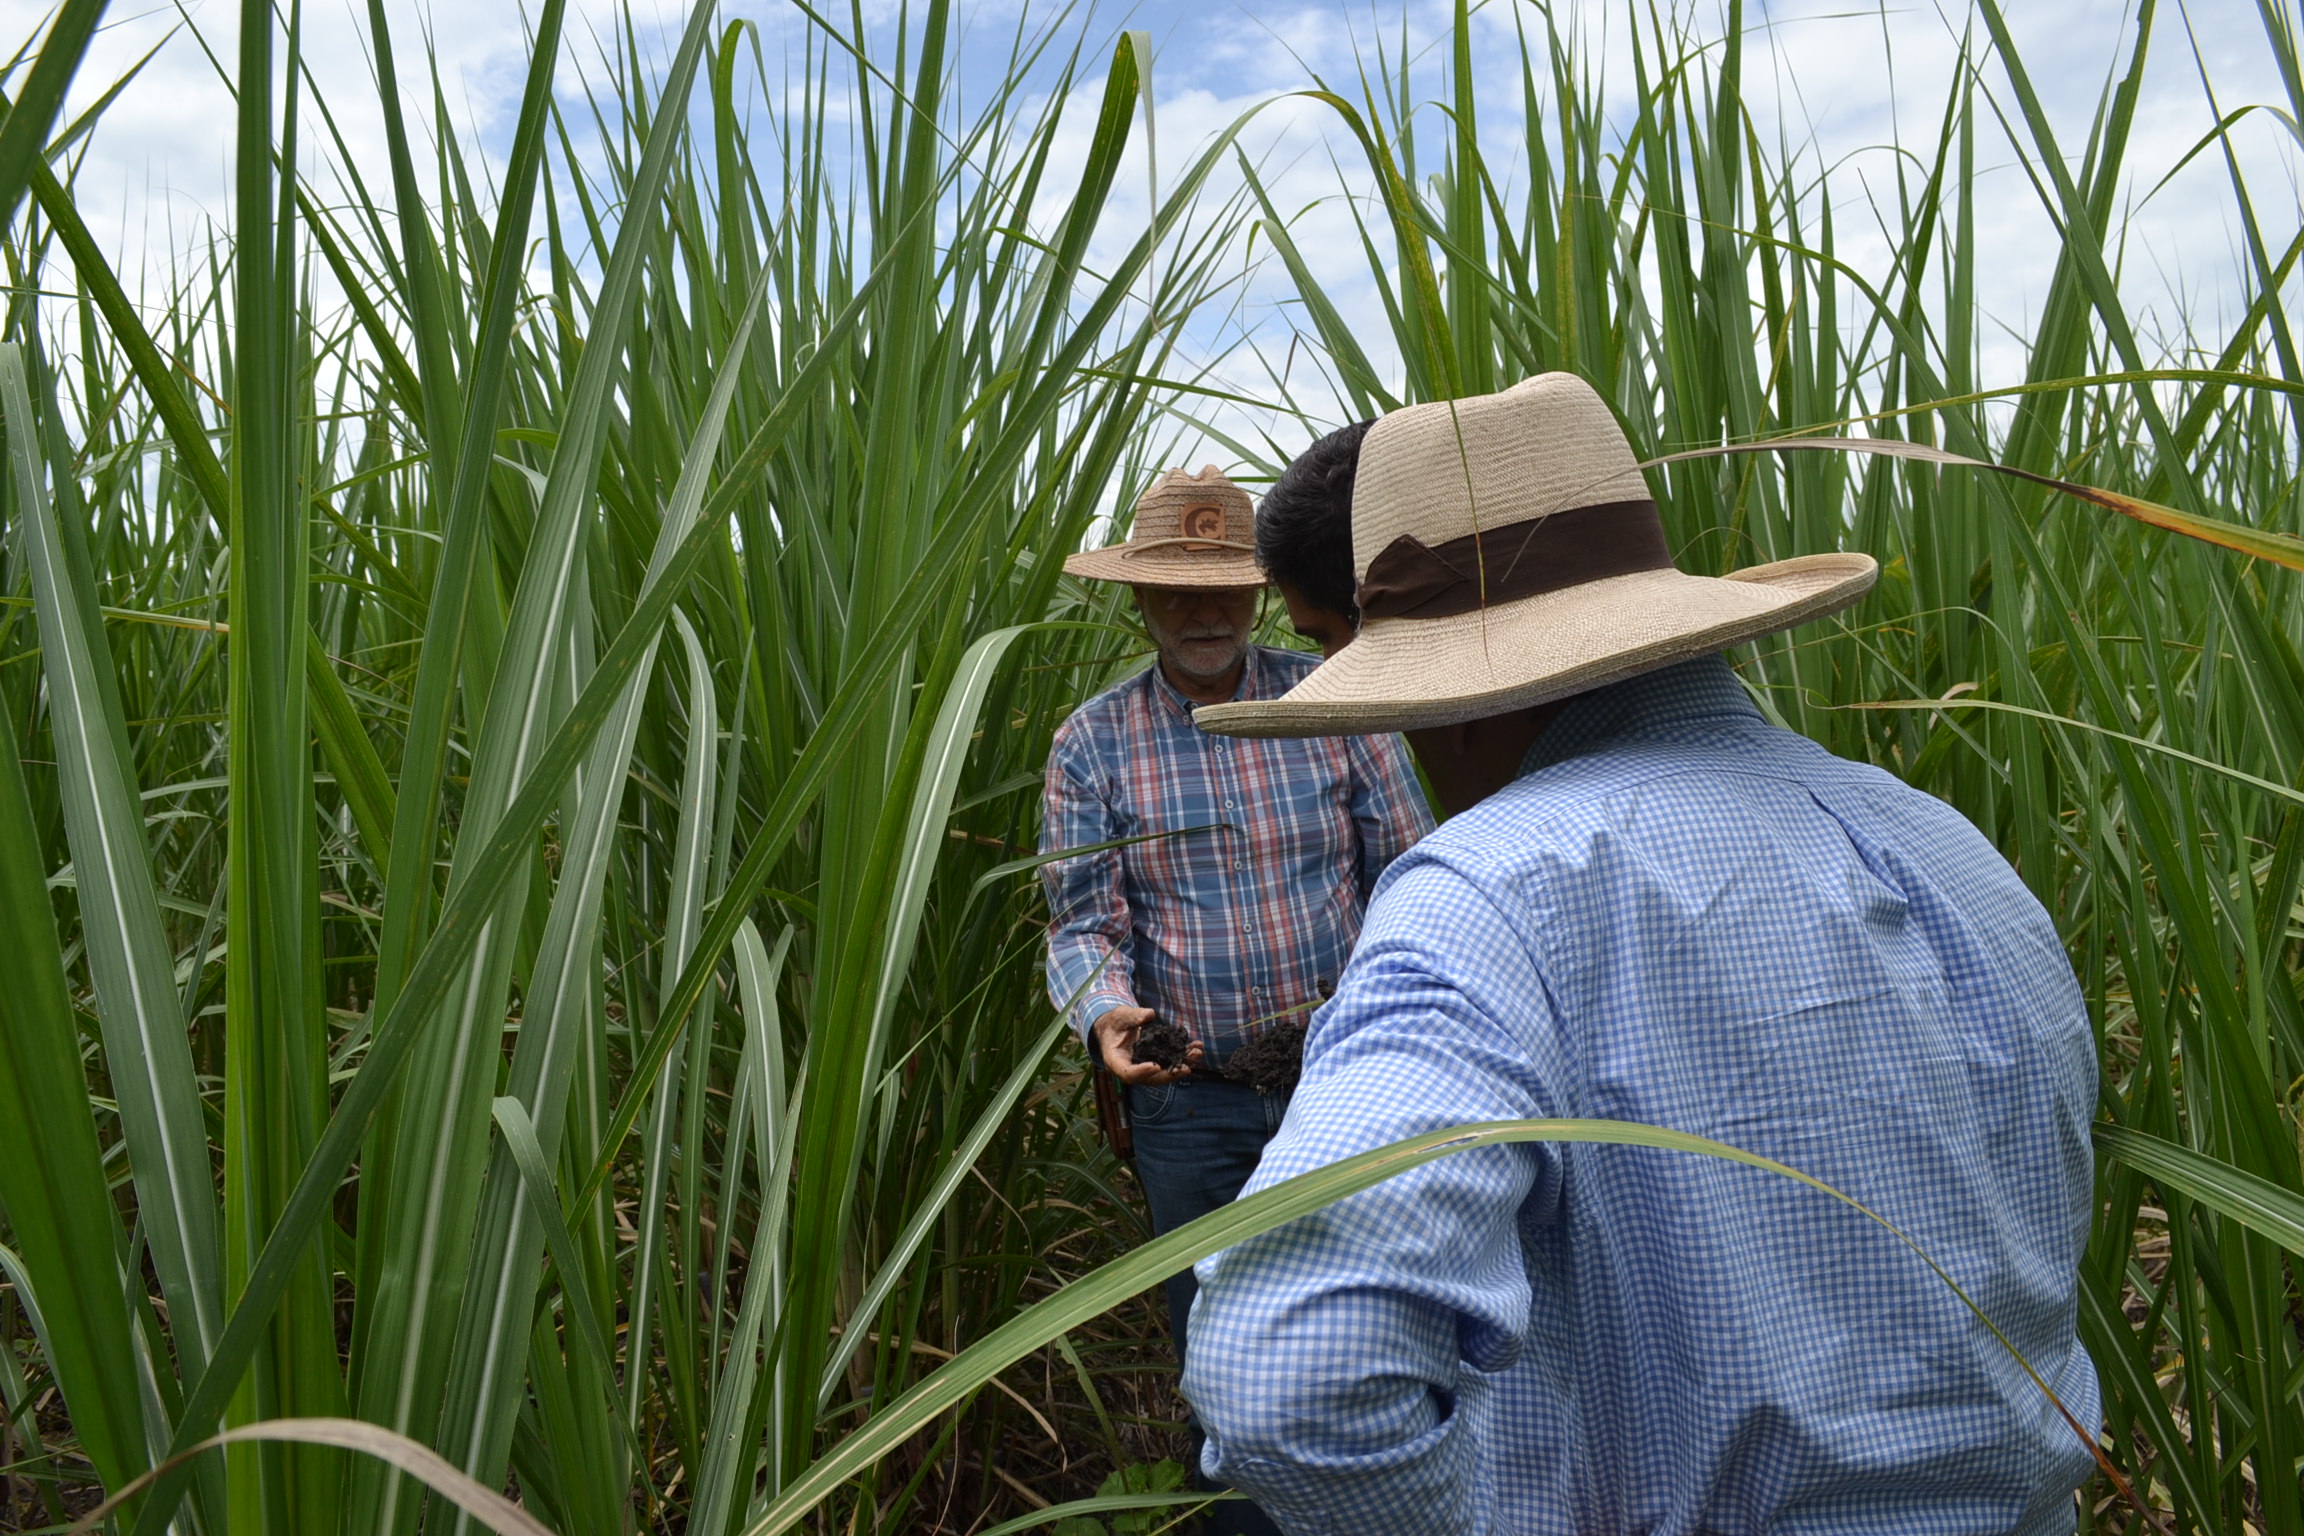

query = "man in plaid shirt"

[{"left": 1041, "top": 466, "right": 1431, "bottom": 1535}]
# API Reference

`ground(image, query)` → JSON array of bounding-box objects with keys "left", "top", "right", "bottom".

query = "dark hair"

[{"left": 1256, "top": 419, "right": 1375, "bottom": 622}]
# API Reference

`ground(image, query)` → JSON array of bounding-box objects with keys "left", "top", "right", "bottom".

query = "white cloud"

[{"left": 8, "top": 0, "right": 2296, "bottom": 477}]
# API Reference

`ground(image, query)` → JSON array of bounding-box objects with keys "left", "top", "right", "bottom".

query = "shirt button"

[{"left": 1224, "top": 799, "right": 1236, "bottom": 809}]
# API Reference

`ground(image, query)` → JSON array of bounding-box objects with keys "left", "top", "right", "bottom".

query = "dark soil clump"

[
  {"left": 1224, "top": 1018, "right": 1307, "bottom": 1096},
  {"left": 1130, "top": 1018, "right": 1193, "bottom": 1071}
]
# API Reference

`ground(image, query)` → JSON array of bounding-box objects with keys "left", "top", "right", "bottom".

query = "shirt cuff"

[{"left": 1073, "top": 986, "right": 1138, "bottom": 1047}]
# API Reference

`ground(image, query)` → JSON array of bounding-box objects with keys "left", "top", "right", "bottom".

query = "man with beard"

[{"left": 1041, "top": 466, "right": 1433, "bottom": 1536}]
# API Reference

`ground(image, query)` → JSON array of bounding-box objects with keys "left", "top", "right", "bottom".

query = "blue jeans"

[{"left": 1128, "top": 1076, "right": 1289, "bottom": 1536}]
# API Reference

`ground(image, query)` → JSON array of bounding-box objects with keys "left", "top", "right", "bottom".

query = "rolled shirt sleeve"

[
  {"left": 1040, "top": 727, "right": 1140, "bottom": 1043},
  {"left": 1183, "top": 860, "right": 1559, "bottom": 1536},
  {"left": 1347, "top": 732, "right": 1435, "bottom": 901}
]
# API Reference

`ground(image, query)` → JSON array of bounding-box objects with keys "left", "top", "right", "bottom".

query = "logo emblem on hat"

[{"left": 1180, "top": 504, "right": 1226, "bottom": 547}]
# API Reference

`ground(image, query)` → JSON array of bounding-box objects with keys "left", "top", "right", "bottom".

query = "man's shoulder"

[
  {"left": 1388, "top": 725, "right": 1830, "bottom": 882},
  {"left": 1051, "top": 666, "right": 1156, "bottom": 748}
]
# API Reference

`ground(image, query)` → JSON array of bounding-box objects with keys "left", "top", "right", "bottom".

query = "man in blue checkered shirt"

[{"left": 1186, "top": 378, "right": 2099, "bottom": 1535}]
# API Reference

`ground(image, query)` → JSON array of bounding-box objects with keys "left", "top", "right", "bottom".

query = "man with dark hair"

[
  {"left": 1040, "top": 465, "right": 1433, "bottom": 1536},
  {"left": 1255, "top": 419, "right": 1375, "bottom": 657},
  {"left": 1254, "top": 417, "right": 1538, "bottom": 815},
  {"left": 1184, "top": 376, "right": 2098, "bottom": 1534}
]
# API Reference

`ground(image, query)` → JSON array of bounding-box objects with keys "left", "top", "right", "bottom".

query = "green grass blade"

[
  {"left": 687, "top": 920, "right": 794, "bottom": 1536},
  {"left": 131, "top": 200, "right": 891, "bottom": 1536},
  {"left": 0, "top": 684, "right": 151, "bottom": 1507},
  {"left": 351, "top": 11, "right": 721, "bottom": 1522},
  {"left": 369, "top": 0, "right": 573, "bottom": 1018},
  {"left": 427, "top": 248, "right": 769, "bottom": 1519},
  {"left": 485, "top": 1099, "right": 623, "bottom": 1407},
  {"left": 818, "top": 1013, "right": 1068, "bottom": 1401},
  {"left": 2095, "top": 1124, "right": 2304, "bottom": 1254},
  {"left": 1, "top": 343, "right": 225, "bottom": 1378},
  {"left": 220, "top": 0, "right": 345, "bottom": 1522},
  {"left": 975, "top": 1491, "right": 1234, "bottom": 1536},
  {"left": 0, "top": 0, "right": 108, "bottom": 228}
]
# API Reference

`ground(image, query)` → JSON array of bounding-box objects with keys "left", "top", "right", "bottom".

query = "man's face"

[
  {"left": 1133, "top": 584, "right": 1259, "bottom": 682},
  {"left": 1276, "top": 581, "right": 1355, "bottom": 659}
]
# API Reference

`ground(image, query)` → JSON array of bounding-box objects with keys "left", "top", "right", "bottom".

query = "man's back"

[{"left": 1186, "top": 657, "right": 2098, "bottom": 1535}]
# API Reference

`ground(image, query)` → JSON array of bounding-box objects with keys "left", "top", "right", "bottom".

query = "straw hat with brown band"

[
  {"left": 1196, "top": 373, "right": 1878, "bottom": 738},
  {"left": 1063, "top": 466, "right": 1266, "bottom": 589}
]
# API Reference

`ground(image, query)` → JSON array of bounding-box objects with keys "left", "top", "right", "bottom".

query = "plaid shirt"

[
  {"left": 1185, "top": 657, "right": 2098, "bottom": 1534},
  {"left": 1040, "top": 645, "right": 1433, "bottom": 1059}
]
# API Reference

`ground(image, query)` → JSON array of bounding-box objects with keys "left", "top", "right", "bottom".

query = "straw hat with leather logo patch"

[
  {"left": 1196, "top": 373, "right": 1877, "bottom": 738},
  {"left": 1063, "top": 466, "right": 1264, "bottom": 589}
]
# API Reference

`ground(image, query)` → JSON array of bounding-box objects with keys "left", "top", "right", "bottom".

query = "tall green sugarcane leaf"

[
  {"left": 430, "top": 274, "right": 767, "bottom": 1520},
  {"left": 771, "top": 21, "right": 1147, "bottom": 1470},
  {"left": 1443, "top": 0, "right": 1492, "bottom": 395},
  {"left": 1240, "top": 171, "right": 1399, "bottom": 419},
  {"left": 485, "top": 1098, "right": 624, "bottom": 1421},
  {"left": 350, "top": 10, "right": 570, "bottom": 1496},
  {"left": 371, "top": 0, "right": 573, "bottom": 1020},
  {"left": 625, "top": 610, "right": 721, "bottom": 1435},
  {"left": 819, "top": 1012, "right": 1069, "bottom": 1400},
  {"left": 222, "top": 0, "right": 346, "bottom": 1525},
  {"left": 0, "top": 345, "right": 225, "bottom": 1382},
  {"left": 2095, "top": 1124, "right": 2304, "bottom": 1254},
  {"left": 689, "top": 920, "right": 794, "bottom": 1536},
  {"left": 806, "top": 624, "right": 1080, "bottom": 1404},
  {"left": 1836, "top": 697, "right": 2304, "bottom": 808},
  {"left": 9, "top": 122, "right": 388, "bottom": 877},
  {"left": 131, "top": 136, "right": 910, "bottom": 1536},
  {"left": 745, "top": 1118, "right": 2110, "bottom": 1536},
  {"left": 865, "top": 623, "right": 1046, "bottom": 1106},
  {"left": 304, "top": 629, "right": 394, "bottom": 872},
  {"left": 352, "top": 10, "right": 719, "bottom": 1526},
  {"left": 1291, "top": 88, "right": 1456, "bottom": 400},
  {"left": 0, "top": 0, "right": 107, "bottom": 228},
  {"left": 1973, "top": 0, "right": 2203, "bottom": 511},
  {"left": 0, "top": 685, "right": 151, "bottom": 1510}
]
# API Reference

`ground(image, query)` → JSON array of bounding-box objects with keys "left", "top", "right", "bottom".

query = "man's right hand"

[{"left": 1093, "top": 1005, "right": 1202, "bottom": 1087}]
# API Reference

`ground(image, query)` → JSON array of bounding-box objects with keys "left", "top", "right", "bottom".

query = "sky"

[{"left": 7, "top": 0, "right": 2300, "bottom": 478}]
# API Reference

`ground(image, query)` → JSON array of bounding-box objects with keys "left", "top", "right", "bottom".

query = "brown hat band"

[
  {"left": 1354, "top": 499, "right": 1672, "bottom": 621},
  {"left": 1121, "top": 536, "right": 1261, "bottom": 557}
]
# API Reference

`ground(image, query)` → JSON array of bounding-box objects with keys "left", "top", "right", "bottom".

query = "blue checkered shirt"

[
  {"left": 1184, "top": 656, "right": 2099, "bottom": 1535},
  {"left": 1040, "top": 645, "right": 1433, "bottom": 1058}
]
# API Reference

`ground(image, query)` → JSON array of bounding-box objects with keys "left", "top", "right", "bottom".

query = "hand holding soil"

[
  {"left": 1094, "top": 1005, "right": 1199, "bottom": 1085},
  {"left": 1224, "top": 1018, "right": 1307, "bottom": 1097}
]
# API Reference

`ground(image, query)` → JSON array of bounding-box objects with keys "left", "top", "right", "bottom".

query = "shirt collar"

[
  {"left": 1519, "top": 654, "right": 1762, "bottom": 777},
  {"left": 1149, "top": 642, "right": 1265, "bottom": 720}
]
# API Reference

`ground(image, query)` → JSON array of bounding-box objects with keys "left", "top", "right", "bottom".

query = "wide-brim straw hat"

[
  {"left": 1063, "top": 466, "right": 1266, "bottom": 589},
  {"left": 1197, "top": 373, "right": 1877, "bottom": 737}
]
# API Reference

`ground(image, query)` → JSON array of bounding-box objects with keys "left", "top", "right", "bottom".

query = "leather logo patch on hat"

[{"left": 1180, "top": 504, "right": 1227, "bottom": 548}]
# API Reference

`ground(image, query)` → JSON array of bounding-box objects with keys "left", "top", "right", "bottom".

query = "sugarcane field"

[{"left": 0, "top": 0, "right": 2300, "bottom": 1531}]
